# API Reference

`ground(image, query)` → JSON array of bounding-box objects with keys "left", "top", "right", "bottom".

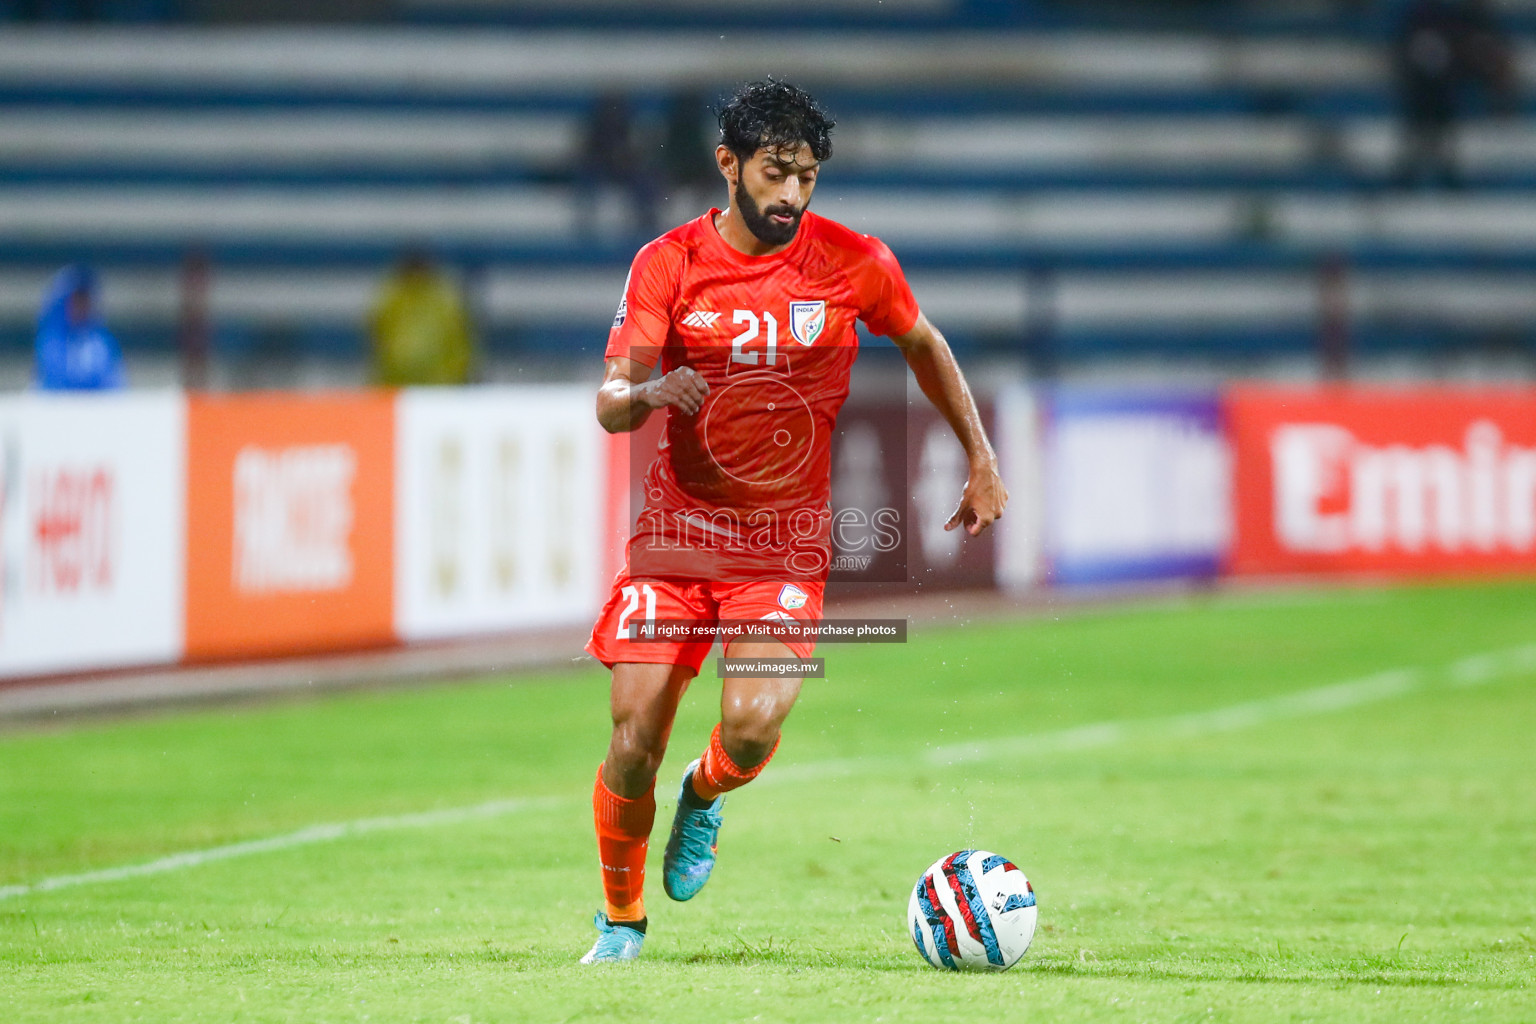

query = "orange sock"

[
  {"left": 592, "top": 764, "right": 654, "bottom": 923},
  {"left": 690, "top": 723, "right": 779, "bottom": 801}
]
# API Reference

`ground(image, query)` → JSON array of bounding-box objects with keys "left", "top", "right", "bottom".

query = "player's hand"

[
  {"left": 641, "top": 367, "right": 710, "bottom": 416},
  {"left": 945, "top": 461, "right": 1008, "bottom": 537}
]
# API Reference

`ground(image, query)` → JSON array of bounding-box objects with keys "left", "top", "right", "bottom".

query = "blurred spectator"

[
  {"left": 1392, "top": 0, "right": 1517, "bottom": 188},
  {"left": 368, "top": 251, "right": 477, "bottom": 386},
  {"left": 575, "top": 92, "right": 660, "bottom": 238},
  {"left": 34, "top": 265, "right": 124, "bottom": 391},
  {"left": 661, "top": 89, "right": 719, "bottom": 197},
  {"left": 1462, "top": 0, "right": 1519, "bottom": 111},
  {"left": 177, "top": 247, "right": 212, "bottom": 390}
]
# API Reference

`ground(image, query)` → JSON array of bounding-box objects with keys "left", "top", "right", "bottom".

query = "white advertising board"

[
  {"left": 1044, "top": 390, "right": 1229, "bottom": 585},
  {"left": 0, "top": 392, "right": 186, "bottom": 677},
  {"left": 993, "top": 382, "right": 1045, "bottom": 591},
  {"left": 395, "top": 386, "right": 603, "bottom": 641}
]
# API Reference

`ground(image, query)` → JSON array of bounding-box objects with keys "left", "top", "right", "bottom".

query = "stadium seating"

[{"left": 2, "top": 7, "right": 1535, "bottom": 376}]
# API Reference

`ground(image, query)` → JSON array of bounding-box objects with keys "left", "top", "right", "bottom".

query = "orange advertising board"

[
  {"left": 185, "top": 392, "right": 395, "bottom": 660},
  {"left": 1228, "top": 386, "right": 1536, "bottom": 576}
]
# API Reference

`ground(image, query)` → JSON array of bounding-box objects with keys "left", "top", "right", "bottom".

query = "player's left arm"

[{"left": 889, "top": 312, "right": 1008, "bottom": 537}]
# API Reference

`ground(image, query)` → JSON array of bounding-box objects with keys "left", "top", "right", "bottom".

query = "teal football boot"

[
  {"left": 662, "top": 758, "right": 725, "bottom": 901},
  {"left": 578, "top": 912, "right": 645, "bottom": 964}
]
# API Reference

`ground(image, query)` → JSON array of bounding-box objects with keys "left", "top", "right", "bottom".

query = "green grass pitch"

[{"left": 3, "top": 580, "right": 1534, "bottom": 1023}]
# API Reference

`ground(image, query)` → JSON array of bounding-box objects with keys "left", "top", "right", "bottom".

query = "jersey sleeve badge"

[
  {"left": 611, "top": 267, "right": 632, "bottom": 329},
  {"left": 789, "top": 300, "right": 826, "bottom": 346}
]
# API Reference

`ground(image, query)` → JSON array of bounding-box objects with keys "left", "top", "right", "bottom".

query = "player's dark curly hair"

[{"left": 717, "top": 79, "right": 835, "bottom": 163}]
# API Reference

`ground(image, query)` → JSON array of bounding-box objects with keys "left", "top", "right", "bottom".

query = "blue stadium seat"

[{"left": 1, "top": 20, "right": 1534, "bottom": 368}]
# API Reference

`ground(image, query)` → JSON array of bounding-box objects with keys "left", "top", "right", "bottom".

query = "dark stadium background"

[{"left": 5, "top": 0, "right": 1535, "bottom": 391}]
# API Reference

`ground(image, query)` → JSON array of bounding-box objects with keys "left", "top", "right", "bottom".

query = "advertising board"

[
  {"left": 993, "top": 382, "right": 1044, "bottom": 591},
  {"left": 1229, "top": 386, "right": 1536, "bottom": 576},
  {"left": 184, "top": 393, "right": 394, "bottom": 660},
  {"left": 1044, "top": 390, "right": 1229, "bottom": 585},
  {"left": 0, "top": 392, "right": 185, "bottom": 677},
  {"left": 395, "top": 386, "right": 603, "bottom": 641}
]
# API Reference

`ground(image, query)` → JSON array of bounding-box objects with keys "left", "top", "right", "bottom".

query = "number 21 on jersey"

[{"left": 730, "top": 309, "right": 779, "bottom": 366}]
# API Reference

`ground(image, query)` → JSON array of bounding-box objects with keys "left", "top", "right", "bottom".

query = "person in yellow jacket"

[{"left": 368, "top": 251, "right": 478, "bottom": 386}]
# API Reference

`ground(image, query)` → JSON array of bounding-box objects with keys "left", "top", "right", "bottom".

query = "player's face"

[{"left": 727, "top": 143, "right": 820, "bottom": 246}]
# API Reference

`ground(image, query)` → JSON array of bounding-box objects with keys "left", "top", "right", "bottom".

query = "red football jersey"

[{"left": 608, "top": 208, "right": 919, "bottom": 582}]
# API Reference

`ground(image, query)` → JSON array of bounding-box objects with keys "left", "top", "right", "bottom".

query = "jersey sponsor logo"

[
  {"left": 682, "top": 310, "right": 722, "bottom": 329},
  {"left": 777, "top": 583, "right": 808, "bottom": 610},
  {"left": 789, "top": 300, "right": 825, "bottom": 347}
]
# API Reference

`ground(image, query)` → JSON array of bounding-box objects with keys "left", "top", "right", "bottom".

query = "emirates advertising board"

[
  {"left": 0, "top": 392, "right": 185, "bottom": 678},
  {"left": 1228, "top": 386, "right": 1536, "bottom": 576},
  {"left": 395, "top": 386, "right": 604, "bottom": 641}
]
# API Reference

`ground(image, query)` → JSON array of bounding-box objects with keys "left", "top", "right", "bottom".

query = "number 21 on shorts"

[{"left": 616, "top": 583, "right": 657, "bottom": 639}]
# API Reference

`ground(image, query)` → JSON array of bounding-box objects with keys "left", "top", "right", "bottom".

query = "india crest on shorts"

[
  {"left": 789, "top": 300, "right": 826, "bottom": 346},
  {"left": 777, "top": 583, "right": 808, "bottom": 611}
]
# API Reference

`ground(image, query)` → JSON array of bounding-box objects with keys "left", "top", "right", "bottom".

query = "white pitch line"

[
  {"left": 3, "top": 643, "right": 1531, "bottom": 903},
  {"left": 1447, "top": 642, "right": 1536, "bottom": 687},
  {"left": 0, "top": 795, "right": 563, "bottom": 902},
  {"left": 926, "top": 667, "right": 1423, "bottom": 766}
]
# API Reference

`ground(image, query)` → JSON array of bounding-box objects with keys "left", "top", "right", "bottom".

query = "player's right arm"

[
  {"left": 596, "top": 357, "right": 709, "bottom": 433},
  {"left": 596, "top": 238, "right": 709, "bottom": 433},
  {"left": 854, "top": 232, "right": 1005, "bottom": 535}
]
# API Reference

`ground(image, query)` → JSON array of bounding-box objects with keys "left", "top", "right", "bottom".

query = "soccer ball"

[{"left": 907, "top": 850, "right": 1038, "bottom": 971}]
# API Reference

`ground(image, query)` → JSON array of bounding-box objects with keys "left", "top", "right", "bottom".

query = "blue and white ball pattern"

[{"left": 907, "top": 849, "right": 1038, "bottom": 971}]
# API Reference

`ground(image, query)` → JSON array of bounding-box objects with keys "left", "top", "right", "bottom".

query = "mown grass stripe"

[{"left": 3, "top": 642, "right": 1530, "bottom": 903}]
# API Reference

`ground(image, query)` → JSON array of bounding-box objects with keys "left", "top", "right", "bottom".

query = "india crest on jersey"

[
  {"left": 789, "top": 300, "right": 825, "bottom": 346},
  {"left": 777, "top": 583, "right": 808, "bottom": 610}
]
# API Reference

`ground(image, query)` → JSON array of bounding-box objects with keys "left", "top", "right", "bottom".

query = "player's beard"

[{"left": 735, "top": 176, "right": 805, "bottom": 247}]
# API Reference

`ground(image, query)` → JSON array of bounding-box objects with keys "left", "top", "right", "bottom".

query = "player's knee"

[
  {"left": 607, "top": 720, "right": 667, "bottom": 780},
  {"left": 722, "top": 686, "right": 792, "bottom": 745},
  {"left": 719, "top": 715, "right": 780, "bottom": 769}
]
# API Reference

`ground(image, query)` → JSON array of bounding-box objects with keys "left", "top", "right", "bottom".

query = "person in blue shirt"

[{"left": 35, "top": 265, "right": 124, "bottom": 391}]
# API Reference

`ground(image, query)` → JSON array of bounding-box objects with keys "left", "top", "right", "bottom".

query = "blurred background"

[
  {"left": 9, "top": 0, "right": 1536, "bottom": 688},
  {"left": 6, "top": 0, "right": 1536, "bottom": 392}
]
